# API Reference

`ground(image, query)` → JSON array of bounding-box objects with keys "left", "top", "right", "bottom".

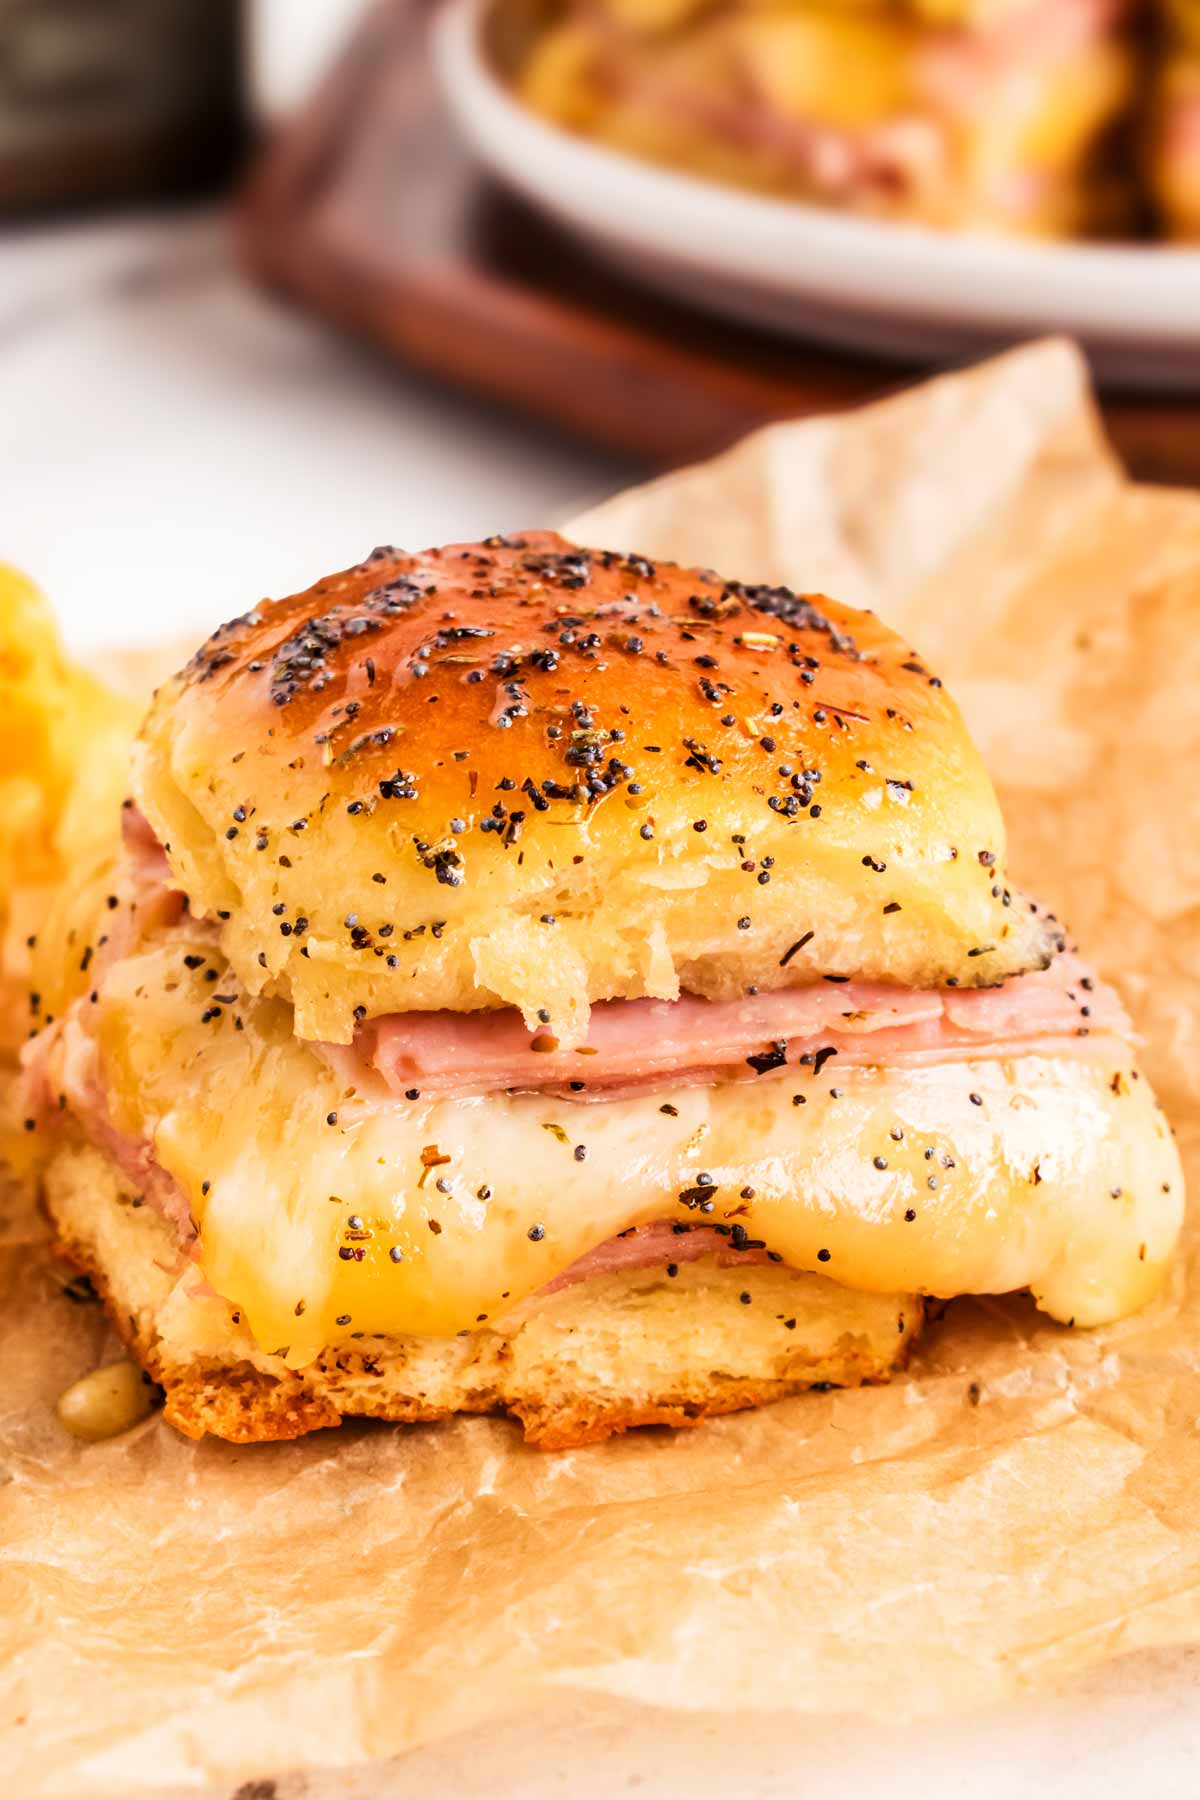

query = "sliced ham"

[
  {"left": 537, "top": 1221, "right": 774, "bottom": 1296},
  {"left": 121, "top": 802, "right": 172, "bottom": 885},
  {"left": 919, "top": 0, "right": 1126, "bottom": 112},
  {"left": 27, "top": 807, "right": 1136, "bottom": 1320},
  {"left": 1166, "top": 96, "right": 1200, "bottom": 159},
  {"left": 340, "top": 953, "right": 1130, "bottom": 1104},
  {"left": 621, "top": 68, "right": 941, "bottom": 208},
  {"left": 23, "top": 1012, "right": 198, "bottom": 1249},
  {"left": 483, "top": 1222, "right": 776, "bottom": 1328},
  {"left": 606, "top": 0, "right": 1122, "bottom": 213},
  {"left": 95, "top": 805, "right": 188, "bottom": 970}
]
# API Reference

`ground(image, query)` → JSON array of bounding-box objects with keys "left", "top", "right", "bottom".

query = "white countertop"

[
  {"left": 0, "top": 209, "right": 632, "bottom": 657},
  {"left": 3, "top": 208, "right": 1199, "bottom": 1800},
  {"left": 270, "top": 1669, "right": 1200, "bottom": 1800}
]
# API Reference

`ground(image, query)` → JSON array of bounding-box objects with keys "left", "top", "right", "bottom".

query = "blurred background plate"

[
  {"left": 433, "top": 0, "right": 1200, "bottom": 391},
  {"left": 238, "top": 0, "right": 1200, "bottom": 487}
]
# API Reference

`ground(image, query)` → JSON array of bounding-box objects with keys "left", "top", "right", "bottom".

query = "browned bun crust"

[{"left": 135, "top": 532, "right": 1058, "bottom": 1044}]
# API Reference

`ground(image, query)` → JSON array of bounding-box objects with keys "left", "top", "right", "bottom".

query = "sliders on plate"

[
  {"left": 22, "top": 533, "right": 1183, "bottom": 1446},
  {"left": 1148, "top": 0, "right": 1200, "bottom": 235},
  {"left": 517, "top": 0, "right": 1138, "bottom": 235}
]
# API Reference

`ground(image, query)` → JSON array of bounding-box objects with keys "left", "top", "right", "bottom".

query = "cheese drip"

[{"left": 68, "top": 934, "right": 1184, "bottom": 1368}]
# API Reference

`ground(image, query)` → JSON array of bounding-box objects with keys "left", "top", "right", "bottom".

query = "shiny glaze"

[{"left": 135, "top": 532, "right": 1057, "bottom": 1043}]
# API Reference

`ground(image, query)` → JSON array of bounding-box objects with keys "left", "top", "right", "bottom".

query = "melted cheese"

[{"left": 70, "top": 932, "right": 1185, "bottom": 1369}]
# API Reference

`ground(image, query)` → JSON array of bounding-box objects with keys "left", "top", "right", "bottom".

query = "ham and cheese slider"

[
  {"left": 1148, "top": 0, "right": 1200, "bottom": 237},
  {"left": 518, "top": 0, "right": 1137, "bottom": 237},
  {"left": 24, "top": 532, "right": 1183, "bottom": 1447}
]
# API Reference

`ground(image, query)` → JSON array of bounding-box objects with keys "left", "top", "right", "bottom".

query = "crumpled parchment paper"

[{"left": 4, "top": 338, "right": 1200, "bottom": 1796}]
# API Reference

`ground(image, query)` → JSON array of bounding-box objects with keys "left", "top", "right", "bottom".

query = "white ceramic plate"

[{"left": 433, "top": 0, "right": 1200, "bottom": 389}]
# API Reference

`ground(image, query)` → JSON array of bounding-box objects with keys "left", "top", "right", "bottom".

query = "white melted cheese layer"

[{"left": 79, "top": 936, "right": 1183, "bottom": 1368}]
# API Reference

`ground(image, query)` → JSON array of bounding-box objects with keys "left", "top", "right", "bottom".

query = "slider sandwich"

[
  {"left": 23, "top": 533, "right": 1183, "bottom": 1446},
  {"left": 1148, "top": 0, "right": 1200, "bottom": 237},
  {"left": 519, "top": 0, "right": 1137, "bottom": 236}
]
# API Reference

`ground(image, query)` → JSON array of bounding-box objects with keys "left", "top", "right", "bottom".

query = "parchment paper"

[{"left": 4, "top": 339, "right": 1200, "bottom": 1796}]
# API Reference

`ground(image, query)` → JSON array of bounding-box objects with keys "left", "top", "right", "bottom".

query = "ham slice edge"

[
  {"left": 24, "top": 817, "right": 1137, "bottom": 1320},
  {"left": 346, "top": 952, "right": 1130, "bottom": 1103}
]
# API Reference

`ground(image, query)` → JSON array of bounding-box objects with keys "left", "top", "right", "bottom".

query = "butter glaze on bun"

[{"left": 135, "top": 532, "right": 1058, "bottom": 1045}]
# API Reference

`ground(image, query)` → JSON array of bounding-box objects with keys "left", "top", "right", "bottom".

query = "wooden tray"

[{"left": 239, "top": 0, "right": 1200, "bottom": 486}]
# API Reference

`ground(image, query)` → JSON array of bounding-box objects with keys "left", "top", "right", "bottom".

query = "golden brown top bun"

[{"left": 135, "top": 532, "right": 1058, "bottom": 1044}]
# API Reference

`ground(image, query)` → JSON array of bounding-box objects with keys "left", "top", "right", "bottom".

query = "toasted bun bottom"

[{"left": 45, "top": 1140, "right": 922, "bottom": 1449}]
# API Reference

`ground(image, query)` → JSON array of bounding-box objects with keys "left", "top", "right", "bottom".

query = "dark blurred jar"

[{"left": 0, "top": 0, "right": 246, "bottom": 214}]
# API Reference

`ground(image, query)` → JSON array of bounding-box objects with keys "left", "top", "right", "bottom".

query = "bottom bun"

[{"left": 45, "top": 1140, "right": 923, "bottom": 1448}]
